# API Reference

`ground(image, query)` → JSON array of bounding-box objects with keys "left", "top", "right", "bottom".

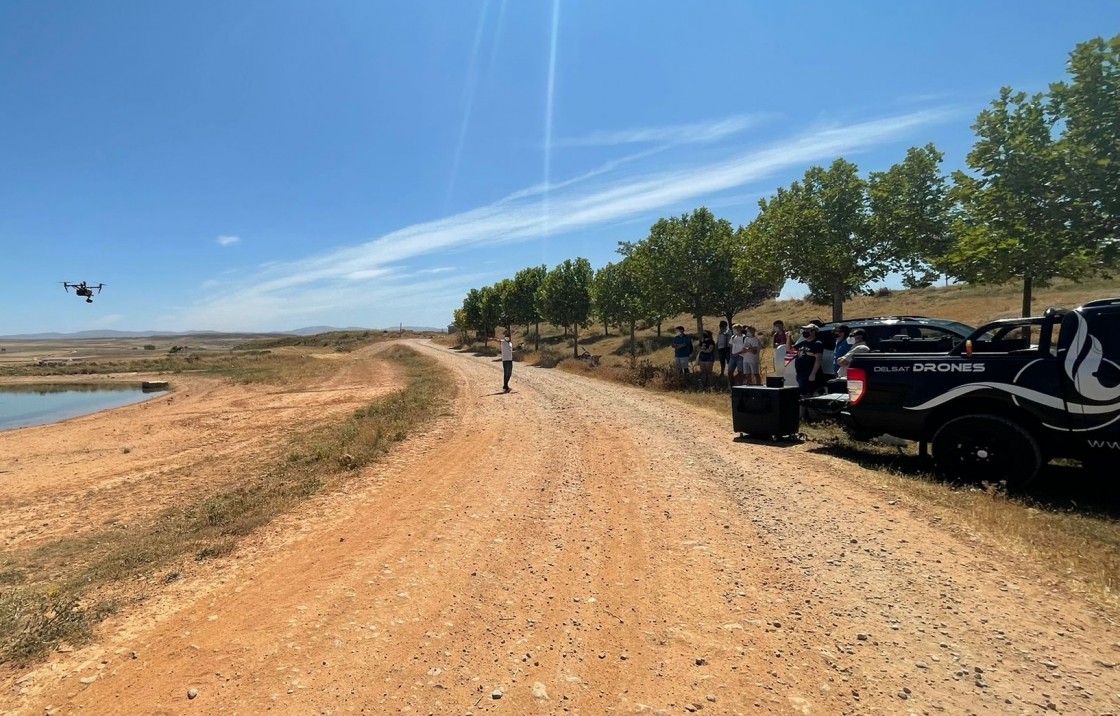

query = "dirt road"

[{"left": 4, "top": 340, "right": 1120, "bottom": 715}]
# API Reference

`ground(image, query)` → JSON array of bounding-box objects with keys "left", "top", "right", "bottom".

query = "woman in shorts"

[{"left": 743, "top": 325, "right": 762, "bottom": 385}]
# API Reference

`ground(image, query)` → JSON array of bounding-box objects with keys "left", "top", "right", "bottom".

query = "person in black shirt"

[
  {"left": 794, "top": 325, "right": 824, "bottom": 396},
  {"left": 696, "top": 329, "right": 717, "bottom": 389}
]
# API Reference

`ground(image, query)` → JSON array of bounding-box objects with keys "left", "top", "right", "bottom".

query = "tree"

[
  {"left": 868, "top": 143, "right": 956, "bottom": 287},
  {"left": 624, "top": 207, "right": 739, "bottom": 335},
  {"left": 461, "top": 289, "right": 484, "bottom": 341},
  {"left": 948, "top": 88, "right": 1090, "bottom": 317},
  {"left": 755, "top": 159, "right": 880, "bottom": 322},
  {"left": 477, "top": 285, "right": 504, "bottom": 344},
  {"left": 536, "top": 258, "right": 593, "bottom": 358},
  {"left": 508, "top": 265, "right": 547, "bottom": 348},
  {"left": 592, "top": 259, "right": 648, "bottom": 357},
  {"left": 718, "top": 224, "right": 783, "bottom": 326},
  {"left": 1049, "top": 34, "right": 1120, "bottom": 265},
  {"left": 493, "top": 278, "right": 515, "bottom": 334}
]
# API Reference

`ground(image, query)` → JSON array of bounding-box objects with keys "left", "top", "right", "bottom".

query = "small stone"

[
  {"left": 491, "top": 688, "right": 503, "bottom": 700},
  {"left": 706, "top": 694, "right": 717, "bottom": 702},
  {"left": 898, "top": 690, "right": 909, "bottom": 700},
  {"left": 187, "top": 688, "right": 198, "bottom": 700},
  {"left": 1043, "top": 660, "right": 1058, "bottom": 669},
  {"left": 531, "top": 682, "right": 549, "bottom": 700},
  {"left": 857, "top": 633, "right": 869, "bottom": 641},
  {"left": 695, "top": 658, "right": 708, "bottom": 666},
  {"left": 916, "top": 661, "right": 928, "bottom": 669},
  {"left": 772, "top": 621, "right": 781, "bottom": 628},
  {"left": 79, "top": 676, "right": 97, "bottom": 685},
  {"left": 130, "top": 651, "right": 139, "bottom": 660}
]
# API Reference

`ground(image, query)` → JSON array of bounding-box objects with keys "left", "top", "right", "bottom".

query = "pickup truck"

[{"left": 842, "top": 298, "right": 1120, "bottom": 485}]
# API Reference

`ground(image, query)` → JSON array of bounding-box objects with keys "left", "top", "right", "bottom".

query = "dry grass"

[{"left": 0, "top": 345, "right": 453, "bottom": 666}]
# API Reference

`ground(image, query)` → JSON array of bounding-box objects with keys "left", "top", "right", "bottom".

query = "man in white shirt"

[{"left": 498, "top": 330, "right": 514, "bottom": 392}]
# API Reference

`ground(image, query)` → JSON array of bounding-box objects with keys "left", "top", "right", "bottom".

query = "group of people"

[
  {"left": 671, "top": 321, "right": 764, "bottom": 388},
  {"left": 784, "top": 321, "right": 870, "bottom": 396},
  {"left": 670, "top": 319, "right": 873, "bottom": 394}
]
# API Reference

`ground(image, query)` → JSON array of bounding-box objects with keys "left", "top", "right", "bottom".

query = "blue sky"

[{"left": 1, "top": 1, "right": 1116, "bottom": 334}]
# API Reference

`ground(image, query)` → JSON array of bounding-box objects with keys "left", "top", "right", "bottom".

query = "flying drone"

[{"left": 62, "top": 281, "right": 105, "bottom": 303}]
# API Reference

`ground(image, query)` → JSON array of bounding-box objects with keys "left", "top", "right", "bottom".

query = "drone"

[{"left": 62, "top": 282, "right": 105, "bottom": 303}]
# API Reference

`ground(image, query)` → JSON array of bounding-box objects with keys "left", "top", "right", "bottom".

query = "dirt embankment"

[{"left": 3, "top": 340, "right": 1119, "bottom": 715}]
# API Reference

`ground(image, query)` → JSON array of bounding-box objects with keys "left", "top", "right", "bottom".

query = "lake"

[{"left": 0, "top": 383, "right": 166, "bottom": 431}]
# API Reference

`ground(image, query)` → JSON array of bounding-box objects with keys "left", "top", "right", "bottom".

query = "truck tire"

[{"left": 931, "top": 414, "right": 1043, "bottom": 487}]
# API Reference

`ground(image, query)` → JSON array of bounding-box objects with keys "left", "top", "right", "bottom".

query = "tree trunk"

[
  {"left": 603, "top": 318, "right": 609, "bottom": 336},
  {"left": 629, "top": 320, "right": 637, "bottom": 359},
  {"left": 1021, "top": 273, "right": 1033, "bottom": 318},
  {"left": 695, "top": 315, "right": 704, "bottom": 336},
  {"left": 534, "top": 322, "right": 540, "bottom": 351},
  {"left": 832, "top": 281, "right": 844, "bottom": 323},
  {"left": 725, "top": 313, "right": 734, "bottom": 328},
  {"left": 656, "top": 322, "right": 662, "bottom": 337},
  {"left": 572, "top": 324, "right": 580, "bottom": 358}
]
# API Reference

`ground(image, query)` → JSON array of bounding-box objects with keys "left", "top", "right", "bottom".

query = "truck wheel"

[{"left": 931, "top": 415, "right": 1042, "bottom": 487}]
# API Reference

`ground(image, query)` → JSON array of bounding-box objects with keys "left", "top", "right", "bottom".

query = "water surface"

[{"left": 0, "top": 383, "right": 165, "bottom": 431}]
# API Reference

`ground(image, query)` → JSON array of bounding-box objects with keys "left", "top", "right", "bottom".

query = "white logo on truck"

[{"left": 912, "top": 363, "right": 987, "bottom": 373}]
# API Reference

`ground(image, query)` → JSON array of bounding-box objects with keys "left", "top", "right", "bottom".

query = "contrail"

[
  {"left": 542, "top": 0, "right": 560, "bottom": 239},
  {"left": 446, "top": 0, "right": 492, "bottom": 206},
  {"left": 485, "top": 0, "right": 508, "bottom": 75}
]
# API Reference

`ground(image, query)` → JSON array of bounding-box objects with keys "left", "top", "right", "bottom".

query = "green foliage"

[
  {"left": 755, "top": 158, "right": 880, "bottom": 321},
  {"left": 1049, "top": 34, "right": 1120, "bottom": 255},
  {"left": 477, "top": 285, "right": 504, "bottom": 341},
  {"left": 592, "top": 258, "right": 650, "bottom": 354},
  {"left": 868, "top": 143, "right": 956, "bottom": 286},
  {"left": 536, "top": 258, "right": 594, "bottom": 357},
  {"left": 949, "top": 88, "right": 1092, "bottom": 315},
  {"left": 508, "top": 265, "right": 547, "bottom": 329}
]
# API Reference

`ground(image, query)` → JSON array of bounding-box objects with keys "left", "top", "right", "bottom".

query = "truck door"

[{"left": 1058, "top": 310, "right": 1120, "bottom": 437}]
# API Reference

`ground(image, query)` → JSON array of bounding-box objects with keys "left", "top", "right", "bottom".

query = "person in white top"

[
  {"left": 728, "top": 324, "right": 748, "bottom": 386},
  {"left": 836, "top": 328, "right": 871, "bottom": 379},
  {"left": 742, "top": 326, "right": 762, "bottom": 385},
  {"left": 497, "top": 330, "right": 514, "bottom": 392}
]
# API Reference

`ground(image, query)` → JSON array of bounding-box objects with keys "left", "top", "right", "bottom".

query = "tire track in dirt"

[{"left": 4, "top": 340, "right": 1120, "bottom": 715}]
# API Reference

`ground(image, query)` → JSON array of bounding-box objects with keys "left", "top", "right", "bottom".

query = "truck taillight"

[{"left": 847, "top": 367, "right": 867, "bottom": 406}]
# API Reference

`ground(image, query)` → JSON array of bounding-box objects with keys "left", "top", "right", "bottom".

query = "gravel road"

[{"left": 4, "top": 339, "right": 1119, "bottom": 715}]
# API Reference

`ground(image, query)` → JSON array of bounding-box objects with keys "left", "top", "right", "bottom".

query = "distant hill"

[
  {"left": 0, "top": 329, "right": 257, "bottom": 341},
  {"left": 0, "top": 325, "right": 447, "bottom": 340}
]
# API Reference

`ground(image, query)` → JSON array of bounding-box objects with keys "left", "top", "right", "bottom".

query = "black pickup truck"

[{"left": 841, "top": 298, "right": 1120, "bottom": 484}]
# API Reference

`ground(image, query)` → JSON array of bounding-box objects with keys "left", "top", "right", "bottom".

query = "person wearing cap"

[
  {"left": 832, "top": 324, "right": 851, "bottom": 375},
  {"left": 794, "top": 324, "right": 824, "bottom": 396},
  {"left": 837, "top": 328, "right": 870, "bottom": 378},
  {"left": 671, "top": 325, "right": 693, "bottom": 377}
]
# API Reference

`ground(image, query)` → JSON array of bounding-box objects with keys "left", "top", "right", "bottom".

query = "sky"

[{"left": 1, "top": 1, "right": 1116, "bottom": 335}]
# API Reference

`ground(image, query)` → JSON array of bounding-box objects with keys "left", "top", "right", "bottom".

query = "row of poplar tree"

[{"left": 456, "top": 35, "right": 1119, "bottom": 356}]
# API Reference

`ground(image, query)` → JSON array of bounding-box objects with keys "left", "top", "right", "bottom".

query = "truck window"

[{"left": 972, "top": 324, "right": 1040, "bottom": 353}]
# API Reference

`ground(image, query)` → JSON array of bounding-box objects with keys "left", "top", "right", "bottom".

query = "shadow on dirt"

[{"left": 805, "top": 441, "right": 1118, "bottom": 519}]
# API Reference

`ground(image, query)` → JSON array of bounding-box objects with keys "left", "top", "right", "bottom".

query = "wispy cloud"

[
  {"left": 216, "top": 235, "right": 240, "bottom": 247},
  {"left": 175, "top": 108, "right": 958, "bottom": 331},
  {"left": 554, "top": 113, "right": 774, "bottom": 148}
]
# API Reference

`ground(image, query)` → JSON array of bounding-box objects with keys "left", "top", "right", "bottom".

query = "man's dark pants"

[
  {"left": 502, "top": 360, "right": 513, "bottom": 390},
  {"left": 718, "top": 347, "right": 731, "bottom": 375}
]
